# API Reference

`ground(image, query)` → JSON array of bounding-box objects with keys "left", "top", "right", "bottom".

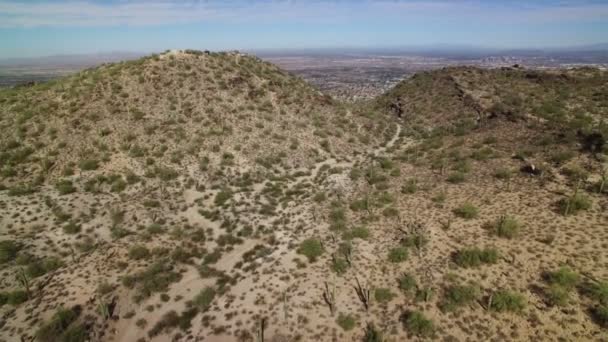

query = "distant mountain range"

[{"left": 2, "top": 44, "right": 608, "bottom": 67}]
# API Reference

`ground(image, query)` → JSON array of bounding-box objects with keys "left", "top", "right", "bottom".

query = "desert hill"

[{"left": 0, "top": 55, "right": 607, "bottom": 342}]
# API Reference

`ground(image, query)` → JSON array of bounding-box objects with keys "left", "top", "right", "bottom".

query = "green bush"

[
  {"left": 493, "top": 168, "right": 512, "bottom": 180},
  {"left": 63, "top": 222, "right": 81, "bottom": 235},
  {"left": 454, "top": 247, "right": 499, "bottom": 268},
  {"left": 343, "top": 226, "right": 369, "bottom": 240},
  {"left": 5, "top": 290, "right": 28, "bottom": 305},
  {"left": 441, "top": 284, "right": 479, "bottom": 311},
  {"left": 401, "top": 179, "right": 417, "bottom": 194},
  {"left": 122, "top": 261, "right": 181, "bottom": 303},
  {"left": 331, "top": 256, "right": 349, "bottom": 275},
  {"left": 398, "top": 273, "right": 417, "bottom": 294},
  {"left": 544, "top": 267, "right": 579, "bottom": 306},
  {"left": 545, "top": 284, "right": 570, "bottom": 307},
  {"left": 297, "top": 238, "right": 324, "bottom": 262},
  {"left": 128, "top": 245, "right": 150, "bottom": 260},
  {"left": 447, "top": 171, "right": 466, "bottom": 184},
  {"left": 559, "top": 193, "right": 592, "bottom": 216},
  {"left": 453, "top": 203, "right": 479, "bottom": 219},
  {"left": 388, "top": 246, "right": 408, "bottom": 263},
  {"left": 489, "top": 290, "right": 526, "bottom": 312},
  {"left": 592, "top": 305, "right": 608, "bottom": 328},
  {"left": 36, "top": 307, "right": 82, "bottom": 342},
  {"left": 374, "top": 288, "right": 396, "bottom": 303},
  {"left": 402, "top": 311, "right": 434, "bottom": 337},
  {"left": 26, "top": 257, "right": 63, "bottom": 278},
  {"left": 214, "top": 189, "right": 233, "bottom": 206},
  {"left": 55, "top": 180, "right": 76, "bottom": 195},
  {"left": 546, "top": 267, "right": 579, "bottom": 289},
  {"left": 584, "top": 281, "right": 608, "bottom": 305},
  {"left": 0, "top": 240, "right": 21, "bottom": 264},
  {"left": 363, "top": 323, "right": 383, "bottom": 342},
  {"left": 495, "top": 216, "right": 520, "bottom": 239},
  {"left": 193, "top": 287, "right": 216, "bottom": 312},
  {"left": 147, "top": 223, "right": 164, "bottom": 235},
  {"left": 78, "top": 159, "right": 99, "bottom": 171},
  {"left": 336, "top": 313, "right": 356, "bottom": 331}
]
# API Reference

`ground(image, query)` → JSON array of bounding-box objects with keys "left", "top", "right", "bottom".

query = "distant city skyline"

[{"left": 1, "top": 0, "right": 608, "bottom": 58}]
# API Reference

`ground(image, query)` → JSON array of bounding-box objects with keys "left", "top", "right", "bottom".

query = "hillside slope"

[{"left": 1, "top": 58, "right": 608, "bottom": 342}]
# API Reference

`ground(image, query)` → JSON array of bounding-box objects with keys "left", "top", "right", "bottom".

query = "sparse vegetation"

[
  {"left": 454, "top": 247, "right": 499, "bottom": 268},
  {"left": 488, "top": 290, "right": 526, "bottom": 312},
  {"left": 402, "top": 311, "right": 435, "bottom": 337},
  {"left": 453, "top": 202, "right": 479, "bottom": 219},
  {"left": 297, "top": 238, "right": 324, "bottom": 262}
]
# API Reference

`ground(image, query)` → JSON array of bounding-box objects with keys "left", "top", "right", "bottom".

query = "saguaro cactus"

[
  {"left": 323, "top": 281, "right": 336, "bottom": 316},
  {"left": 354, "top": 276, "right": 371, "bottom": 312}
]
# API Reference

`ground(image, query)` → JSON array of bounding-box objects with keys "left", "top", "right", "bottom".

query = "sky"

[{"left": 1, "top": 0, "right": 608, "bottom": 58}]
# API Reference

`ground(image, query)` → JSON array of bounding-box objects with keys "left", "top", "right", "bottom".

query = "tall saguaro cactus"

[
  {"left": 323, "top": 281, "right": 336, "bottom": 316},
  {"left": 355, "top": 276, "right": 371, "bottom": 312}
]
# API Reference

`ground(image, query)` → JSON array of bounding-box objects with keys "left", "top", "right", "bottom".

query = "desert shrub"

[
  {"left": 60, "top": 324, "right": 87, "bottom": 342},
  {"left": 155, "top": 166, "right": 178, "bottom": 181},
  {"left": 402, "top": 311, "right": 434, "bottom": 337},
  {"left": 78, "top": 159, "right": 99, "bottom": 171},
  {"left": 401, "top": 179, "right": 417, "bottom": 194},
  {"left": 128, "top": 245, "right": 150, "bottom": 260},
  {"left": 363, "top": 323, "right": 383, "bottom": 342},
  {"left": 297, "top": 238, "right": 324, "bottom": 262},
  {"left": 562, "top": 164, "right": 589, "bottom": 182},
  {"left": 5, "top": 290, "right": 28, "bottom": 305},
  {"left": 36, "top": 307, "right": 84, "bottom": 342},
  {"left": 110, "top": 178, "right": 127, "bottom": 193},
  {"left": 453, "top": 203, "right": 479, "bottom": 219},
  {"left": 584, "top": 281, "right": 608, "bottom": 305},
  {"left": 331, "top": 256, "right": 349, "bottom": 275},
  {"left": 8, "top": 184, "right": 36, "bottom": 196},
  {"left": 313, "top": 192, "right": 326, "bottom": 203},
  {"left": 63, "top": 222, "right": 81, "bottom": 235},
  {"left": 544, "top": 267, "right": 579, "bottom": 306},
  {"left": 193, "top": 287, "right": 216, "bottom": 312},
  {"left": 0, "top": 240, "right": 21, "bottom": 264},
  {"left": 546, "top": 267, "right": 579, "bottom": 288},
  {"left": 214, "top": 189, "right": 233, "bottom": 206},
  {"left": 388, "top": 246, "right": 408, "bottom": 263},
  {"left": 441, "top": 284, "right": 479, "bottom": 311},
  {"left": 495, "top": 216, "right": 520, "bottom": 238},
  {"left": 489, "top": 290, "right": 526, "bottom": 312},
  {"left": 55, "top": 180, "right": 76, "bottom": 195},
  {"left": 493, "top": 168, "right": 512, "bottom": 180},
  {"left": 382, "top": 207, "right": 399, "bottom": 217},
  {"left": 402, "top": 234, "right": 429, "bottom": 250},
  {"left": 545, "top": 284, "right": 570, "bottom": 306},
  {"left": 550, "top": 150, "right": 575, "bottom": 165},
  {"left": 147, "top": 223, "right": 164, "bottom": 235},
  {"left": 122, "top": 261, "right": 181, "bottom": 303},
  {"left": 336, "top": 313, "right": 356, "bottom": 331},
  {"left": 343, "top": 226, "right": 369, "bottom": 240},
  {"left": 454, "top": 247, "right": 499, "bottom": 268},
  {"left": 374, "top": 288, "right": 396, "bottom": 303},
  {"left": 447, "top": 172, "right": 466, "bottom": 183},
  {"left": 148, "top": 310, "right": 180, "bottom": 337},
  {"left": 592, "top": 305, "right": 608, "bottom": 328},
  {"left": 26, "top": 257, "right": 63, "bottom": 278},
  {"left": 558, "top": 193, "right": 592, "bottom": 215},
  {"left": 398, "top": 273, "right": 417, "bottom": 294}
]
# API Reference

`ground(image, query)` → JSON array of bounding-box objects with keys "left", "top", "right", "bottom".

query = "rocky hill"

[{"left": 0, "top": 56, "right": 607, "bottom": 342}]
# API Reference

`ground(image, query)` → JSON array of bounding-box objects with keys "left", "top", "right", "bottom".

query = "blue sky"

[{"left": 1, "top": 0, "right": 608, "bottom": 58}]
